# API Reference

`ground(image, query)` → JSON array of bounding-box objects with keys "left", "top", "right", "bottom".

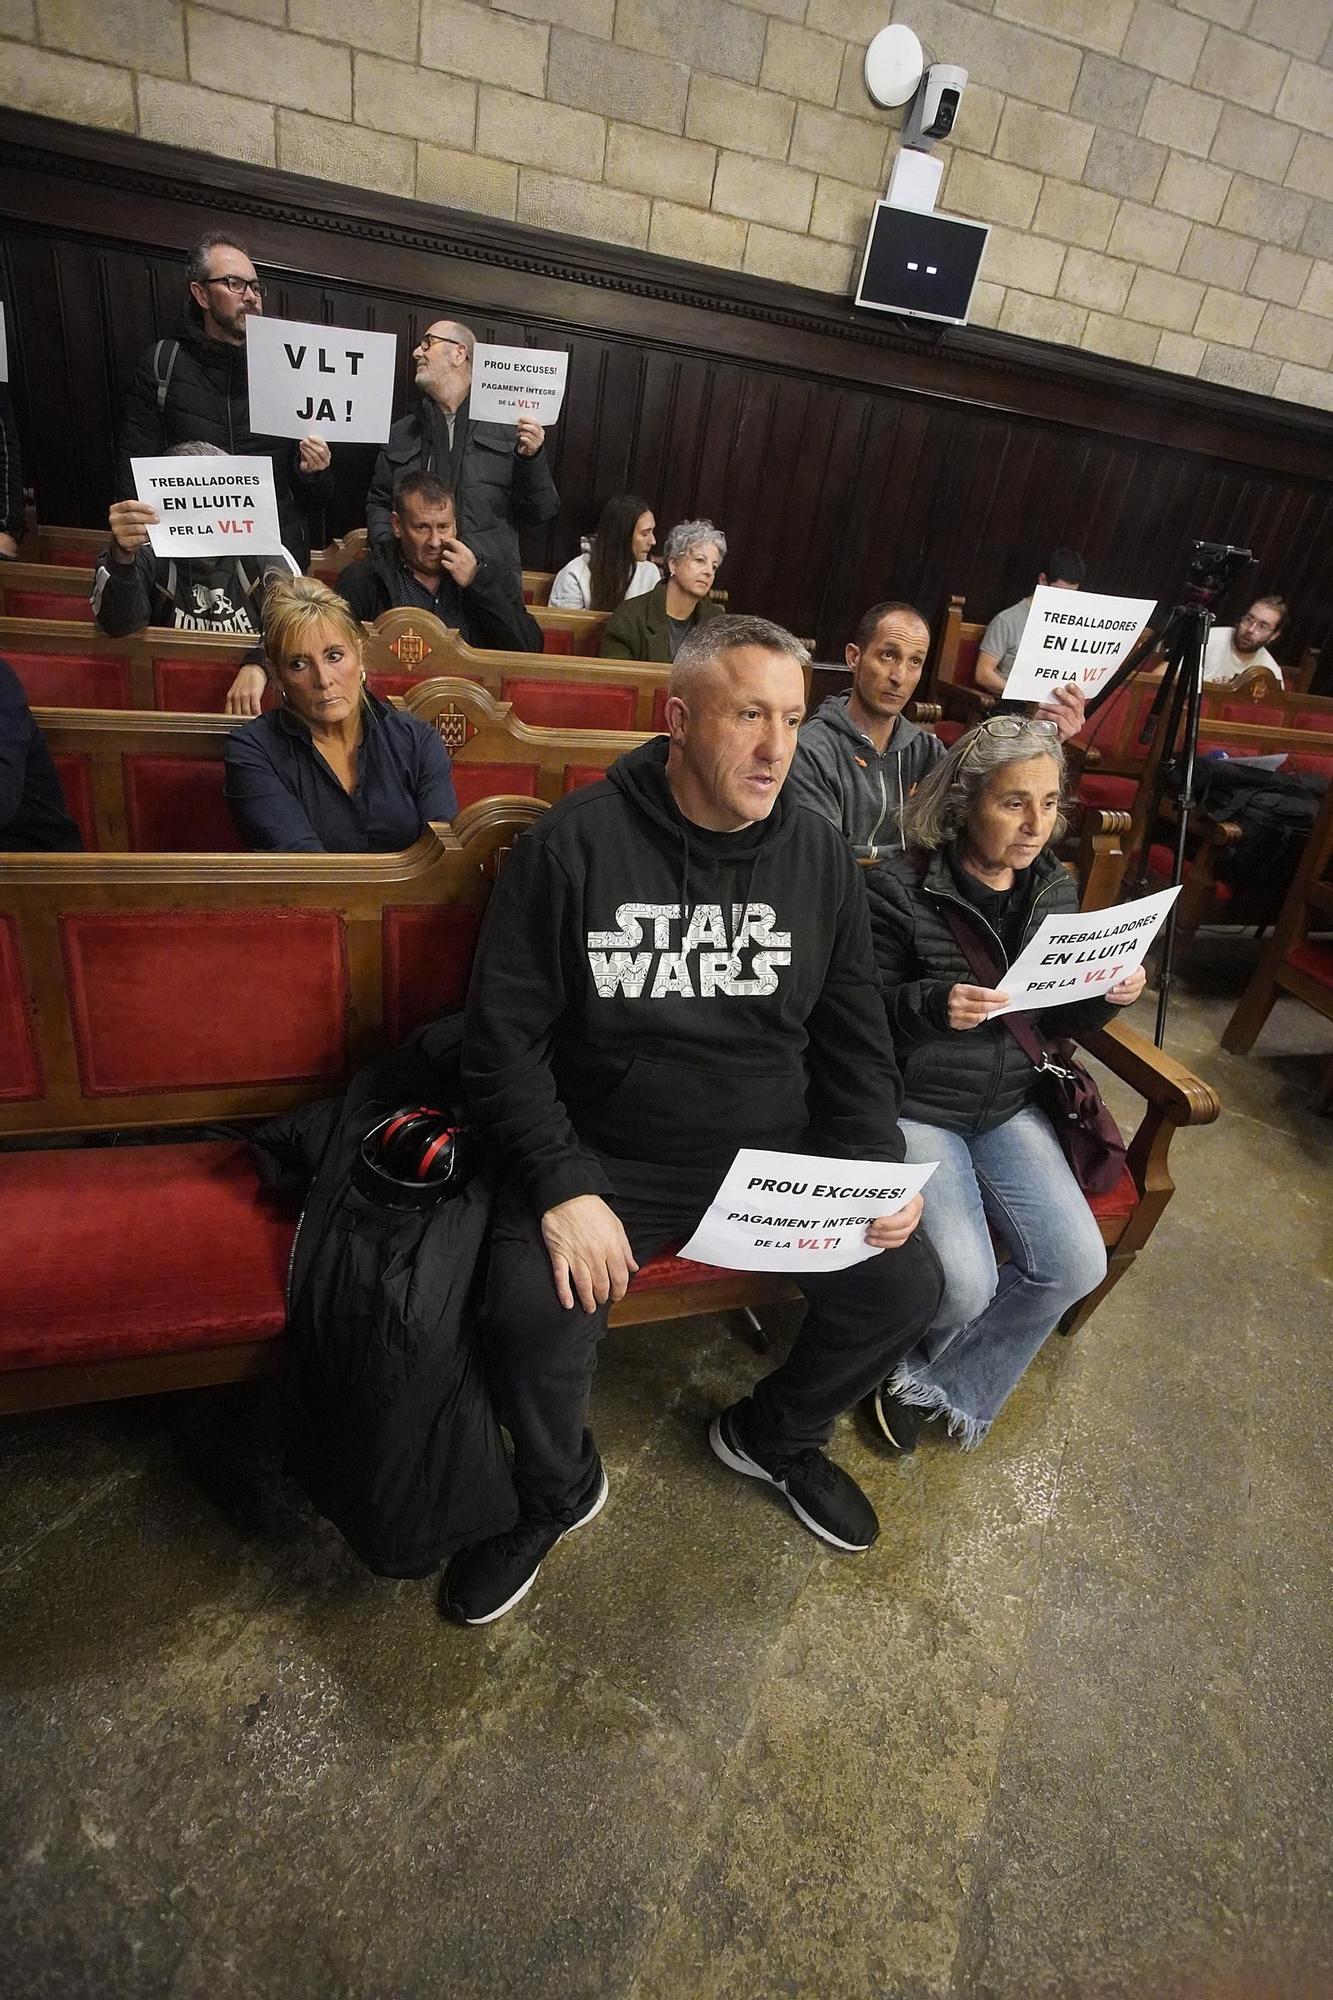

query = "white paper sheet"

[
  {"left": 131, "top": 454, "right": 287, "bottom": 561},
  {"left": 679, "top": 1148, "right": 938, "bottom": 1274},
  {"left": 245, "top": 314, "right": 398, "bottom": 444},
  {"left": 1002, "top": 585, "right": 1157, "bottom": 703},
  {"left": 990, "top": 885, "right": 1181, "bottom": 1017},
  {"left": 469, "top": 344, "right": 568, "bottom": 426}
]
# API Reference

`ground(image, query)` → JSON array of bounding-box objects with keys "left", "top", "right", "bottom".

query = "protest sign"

[
  {"left": 469, "top": 343, "right": 568, "bottom": 426},
  {"left": 990, "top": 885, "right": 1180, "bottom": 1017},
  {"left": 132, "top": 454, "right": 288, "bottom": 561},
  {"left": 1002, "top": 585, "right": 1157, "bottom": 703},
  {"left": 679, "top": 1148, "right": 938, "bottom": 1274},
  {"left": 245, "top": 314, "right": 397, "bottom": 443}
]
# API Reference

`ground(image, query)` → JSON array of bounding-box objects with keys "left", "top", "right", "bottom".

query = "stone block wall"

[{"left": 2, "top": 0, "right": 1330, "bottom": 409}]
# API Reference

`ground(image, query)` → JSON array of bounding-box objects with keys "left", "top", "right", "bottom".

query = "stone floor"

[{"left": 3, "top": 937, "right": 1330, "bottom": 2000}]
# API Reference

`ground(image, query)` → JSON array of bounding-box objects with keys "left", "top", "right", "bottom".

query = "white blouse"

[{"left": 547, "top": 554, "right": 660, "bottom": 610}]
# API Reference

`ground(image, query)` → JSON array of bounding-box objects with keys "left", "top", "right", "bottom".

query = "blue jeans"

[{"left": 894, "top": 1106, "right": 1107, "bottom": 1447}]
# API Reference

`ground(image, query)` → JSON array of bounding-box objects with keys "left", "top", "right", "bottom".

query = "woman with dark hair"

[
  {"left": 548, "top": 494, "right": 658, "bottom": 611},
  {"left": 864, "top": 715, "right": 1144, "bottom": 1454}
]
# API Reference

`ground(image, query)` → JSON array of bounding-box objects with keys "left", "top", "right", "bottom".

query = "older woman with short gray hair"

[
  {"left": 863, "top": 714, "right": 1145, "bottom": 1454},
  {"left": 601, "top": 516, "right": 727, "bottom": 663}
]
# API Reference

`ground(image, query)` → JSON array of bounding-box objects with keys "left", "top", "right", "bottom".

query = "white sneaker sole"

[
  {"left": 707, "top": 1415, "right": 872, "bottom": 1553},
  {"left": 460, "top": 1466, "right": 610, "bottom": 1626}
]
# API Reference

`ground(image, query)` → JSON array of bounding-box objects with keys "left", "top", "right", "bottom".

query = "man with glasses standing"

[
  {"left": 116, "top": 232, "right": 334, "bottom": 576},
  {"left": 366, "top": 317, "right": 559, "bottom": 600}
]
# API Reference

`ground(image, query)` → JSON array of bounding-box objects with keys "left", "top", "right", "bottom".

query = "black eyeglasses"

[
  {"left": 416, "top": 334, "right": 466, "bottom": 353},
  {"left": 205, "top": 275, "right": 266, "bottom": 298}
]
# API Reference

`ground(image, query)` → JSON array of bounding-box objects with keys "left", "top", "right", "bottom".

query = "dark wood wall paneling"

[{"left": 2, "top": 111, "right": 1330, "bottom": 684}]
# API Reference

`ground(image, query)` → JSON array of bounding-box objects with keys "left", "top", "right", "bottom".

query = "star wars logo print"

[{"left": 587, "top": 903, "right": 792, "bottom": 999}]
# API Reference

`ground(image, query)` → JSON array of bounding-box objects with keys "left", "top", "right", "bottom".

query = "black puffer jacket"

[
  {"left": 116, "top": 319, "right": 335, "bottom": 571},
  {"left": 866, "top": 844, "right": 1114, "bottom": 1136}
]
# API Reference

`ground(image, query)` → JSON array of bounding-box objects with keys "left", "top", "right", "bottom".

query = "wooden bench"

[
  {"left": 1222, "top": 779, "right": 1333, "bottom": 1107},
  {"left": 0, "top": 609, "right": 672, "bottom": 728},
  {"left": 0, "top": 796, "right": 1220, "bottom": 1412},
  {"left": 33, "top": 680, "right": 652, "bottom": 852},
  {"left": 0, "top": 800, "right": 807, "bottom": 1414}
]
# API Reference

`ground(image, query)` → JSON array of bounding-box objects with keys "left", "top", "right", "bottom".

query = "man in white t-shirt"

[{"left": 1202, "top": 595, "right": 1288, "bottom": 687}]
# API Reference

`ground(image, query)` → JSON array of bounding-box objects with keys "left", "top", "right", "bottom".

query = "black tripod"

[{"left": 1085, "top": 600, "right": 1215, "bottom": 1048}]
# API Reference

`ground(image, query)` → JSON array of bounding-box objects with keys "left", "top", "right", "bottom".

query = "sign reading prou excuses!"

[
  {"left": 468, "top": 344, "right": 569, "bottom": 426},
  {"left": 245, "top": 314, "right": 398, "bottom": 443}
]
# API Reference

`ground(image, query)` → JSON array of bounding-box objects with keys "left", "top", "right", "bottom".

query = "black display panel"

[{"left": 854, "top": 202, "right": 990, "bottom": 326}]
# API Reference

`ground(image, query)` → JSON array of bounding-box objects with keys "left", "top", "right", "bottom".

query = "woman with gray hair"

[
  {"left": 863, "top": 714, "right": 1145, "bottom": 1453},
  {"left": 601, "top": 517, "right": 726, "bottom": 662}
]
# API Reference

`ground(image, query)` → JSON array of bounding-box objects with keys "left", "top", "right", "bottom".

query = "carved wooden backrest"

[{"left": 0, "top": 799, "right": 545, "bottom": 1138}]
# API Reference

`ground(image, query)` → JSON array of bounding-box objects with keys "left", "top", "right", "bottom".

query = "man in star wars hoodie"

[
  {"left": 448, "top": 615, "right": 944, "bottom": 1625},
  {"left": 789, "top": 601, "right": 1087, "bottom": 861}
]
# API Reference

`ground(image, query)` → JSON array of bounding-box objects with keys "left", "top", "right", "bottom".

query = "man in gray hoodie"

[{"left": 790, "top": 601, "right": 1085, "bottom": 862}]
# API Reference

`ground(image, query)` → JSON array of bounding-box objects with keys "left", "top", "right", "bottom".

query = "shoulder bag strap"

[{"left": 936, "top": 897, "right": 1050, "bottom": 1071}]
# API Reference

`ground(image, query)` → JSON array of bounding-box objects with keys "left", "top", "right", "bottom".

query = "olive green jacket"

[{"left": 600, "top": 581, "right": 723, "bottom": 663}]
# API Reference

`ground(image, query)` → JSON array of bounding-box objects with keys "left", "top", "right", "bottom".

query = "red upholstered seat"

[
  {"left": 381, "top": 904, "right": 482, "bottom": 1042},
  {"left": 651, "top": 688, "right": 669, "bottom": 732},
  {"left": 1286, "top": 940, "right": 1333, "bottom": 990},
  {"left": 1076, "top": 772, "right": 1136, "bottom": 811},
  {"left": 627, "top": 1245, "right": 750, "bottom": 1292},
  {"left": 60, "top": 909, "right": 349, "bottom": 1093},
  {"left": 933, "top": 719, "right": 965, "bottom": 747},
  {"left": 1147, "top": 842, "right": 1233, "bottom": 903},
  {"left": 952, "top": 637, "right": 980, "bottom": 688},
  {"left": 0, "top": 1141, "right": 293, "bottom": 1372},
  {"left": 1287, "top": 752, "right": 1333, "bottom": 779},
  {"left": 154, "top": 661, "right": 247, "bottom": 712},
  {"left": 541, "top": 629, "right": 575, "bottom": 655},
  {"left": 562, "top": 765, "right": 608, "bottom": 794},
  {"left": 1221, "top": 702, "right": 1283, "bottom": 726},
  {"left": 0, "top": 915, "right": 42, "bottom": 1101},
  {"left": 451, "top": 763, "right": 539, "bottom": 809},
  {"left": 51, "top": 753, "right": 98, "bottom": 849},
  {"left": 1296, "top": 713, "right": 1331, "bottom": 733},
  {"left": 501, "top": 678, "right": 638, "bottom": 730},
  {"left": 123, "top": 755, "right": 242, "bottom": 852},
  {"left": 7, "top": 591, "right": 92, "bottom": 621},
  {"left": 1085, "top": 1163, "right": 1139, "bottom": 1224},
  {"left": 8, "top": 652, "right": 132, "bottom": 707},
  {"left": 366, "top": 672, "right": 417, "bottom": 700}
]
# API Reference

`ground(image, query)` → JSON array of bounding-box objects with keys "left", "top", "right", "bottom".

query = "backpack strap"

[{"left": 152, "top": 339, "right": 181, "bottom": 416}]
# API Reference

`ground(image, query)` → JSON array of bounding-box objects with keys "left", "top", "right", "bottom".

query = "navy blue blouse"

[{"left": 223, "top": 691, "right": 458, "bottom": 853}]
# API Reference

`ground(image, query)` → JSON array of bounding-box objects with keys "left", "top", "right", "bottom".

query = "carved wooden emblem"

[
  {"left": 389, "top": 624, "right": 429, "bottom": 667},
  {"left": 435, "top": 703, "right": 474, "bottom": 751}
]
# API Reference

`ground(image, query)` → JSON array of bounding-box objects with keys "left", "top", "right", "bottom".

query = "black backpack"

[{"left": 1193, "top": 760, "right": 1326, "bottom": 895}]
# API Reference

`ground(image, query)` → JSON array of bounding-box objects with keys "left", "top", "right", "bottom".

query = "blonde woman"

[{"left": 223, "top": 575, "right": 457, "bottom": 851}]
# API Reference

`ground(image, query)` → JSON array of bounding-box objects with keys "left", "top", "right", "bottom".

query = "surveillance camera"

[{"left": 903, "top": 63, "right": 968, "bottom": 150}]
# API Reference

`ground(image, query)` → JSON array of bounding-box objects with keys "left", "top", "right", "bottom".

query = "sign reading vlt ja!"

[{"left": 245, "top": 315, "right": 398, "bottom": 444}]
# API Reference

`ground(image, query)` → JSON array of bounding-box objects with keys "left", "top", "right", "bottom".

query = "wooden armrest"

[
  {"left": 1076, "top": 1018, "right": 1221, "bottom": 1127},
  {"left": 907, "top": 701, "right": 941, "bottom": 726}
]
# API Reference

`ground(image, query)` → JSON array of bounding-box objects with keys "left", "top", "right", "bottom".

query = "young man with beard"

[{"left": 448, "top": 615, "right": 944, "bottom": 1625}]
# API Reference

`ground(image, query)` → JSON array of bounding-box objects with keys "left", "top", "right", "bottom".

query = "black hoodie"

[{"left": 462, "top": 736, "right": 906, "bottom": 1216}]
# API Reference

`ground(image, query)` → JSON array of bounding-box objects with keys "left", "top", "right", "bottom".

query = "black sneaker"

[
  {"left": 866, "top": 1381, "right": 924, "bottom": 1454},
  {"left": 441, "top": 1462, "right": 609, "bottom": 1625},
  {"left": 708, "top": 1403, "right": 878, "bottom": 1552}
]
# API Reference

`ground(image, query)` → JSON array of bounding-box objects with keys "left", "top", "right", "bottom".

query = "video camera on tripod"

[{"left": 1086, "top": 538, "right": 1257, "bottom": 1045}]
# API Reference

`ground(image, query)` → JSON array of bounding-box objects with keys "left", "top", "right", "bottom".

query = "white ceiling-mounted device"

[{"left": 864, "top": 24, "right": 925, "bottom": 108}]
